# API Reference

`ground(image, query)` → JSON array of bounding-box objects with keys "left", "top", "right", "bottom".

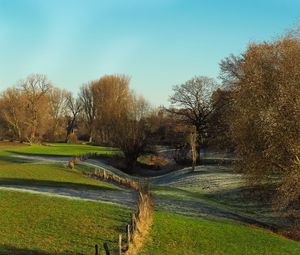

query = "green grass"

[
  {"left": 6, "top": 143, "right": 117, "bottom": 157},
  {"left": 152, "top": 183, "right": 284, "bottom": 229},
  {"left": 0, "top": 143, "right": 129, "bottom": 254},
  {"left": 141, "top": 211, "right": 300, "bottom": 255},
  {"left": 0, "top": 143, "right": 119, "bottom": 190},
  {"left": 0, "top": 161, "right": 119, "bottom": 190},
  {"left": 0, "top": 190, "right": 130, "bottom": 255}
]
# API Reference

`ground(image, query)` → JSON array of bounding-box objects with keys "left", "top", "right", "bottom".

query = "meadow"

[{"left": 0, "top": 142, "right": 299, "bottom": 254}]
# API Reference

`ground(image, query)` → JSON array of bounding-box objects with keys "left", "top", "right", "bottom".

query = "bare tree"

[
  {"left": 206, "top": 88, "right": 234, "bottom": 151},
  {"left": 92, "top": 74, "right": 131, "bottom": 144},
  {"left": 112, "top": 94, "right": 152, "bottom": 170},
  {"left": 0, "top": 88, "right": 26, "bottom": 141},
  {"left": 20, "top": 74, "right": 52, "bottom": 143},
  {"left": 168, "top": 76, "right": 219, "bottom": 154},
  {"left": 48, "top": 87, "right": 68, "bottom": 141},
  {"left": 65, "top": 93, "right": 82, "bottom": 142},
  {"left": 79, "top": 82, "right": 95, "bottom": 143}
]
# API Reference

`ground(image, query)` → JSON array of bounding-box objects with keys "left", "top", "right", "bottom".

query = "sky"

[{"left": 0, "top": 0, "right": 299, "bottom": 106}]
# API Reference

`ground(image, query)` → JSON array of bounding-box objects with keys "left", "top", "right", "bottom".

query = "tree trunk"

[{"left": 190, "top": 130, "right": 197, "bottom": 171}]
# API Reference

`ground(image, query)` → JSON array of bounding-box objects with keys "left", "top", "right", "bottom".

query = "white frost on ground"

[
  {"left": 4, "top": 154, "right": 272, "bottom": 228},
  {"left": 0, "top": 185, "right": 136, "bottom": 207}
]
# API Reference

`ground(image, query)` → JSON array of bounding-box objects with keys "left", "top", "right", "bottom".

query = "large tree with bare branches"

[
  {"left": 20, "top": 74, "right": 52, "bottom": 143},
  {"left": 79, "top": 83, "right": 95, "bottom": 143},
  {"left": 112, "top": 94, "right": 152, "bottom": 169},
  {"left": 65, "top": 93, "right": 82, "bottom": 142},
  {"left": 48, "top": 87, "right": 69, "bottom": 141},
  {"left": 0, "top": 88, "right": 26, "bottom": 141},
  {"left": 168, "top": 76, "right": 219, "bottom": 151},
  {"left": 92, "top": 74, "right": 131, "bottom": 144}
]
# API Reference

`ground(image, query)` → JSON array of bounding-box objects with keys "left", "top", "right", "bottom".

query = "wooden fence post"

[
  {"left": 95, "top": 244, "right": 99, "bottom": 255},
  {"left": 127, "top": 224, "right": 131, "bottom": 243},
  {"left": 119, "top": 234, "right": 122, "bottom": 255},
  {"left": 132, "top": 213, "right": 136, "bottom": 232}
]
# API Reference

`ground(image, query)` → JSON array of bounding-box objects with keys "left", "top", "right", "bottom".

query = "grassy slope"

[
  {"left": 0, "top": 143, "right": 119, "bottom": 190},
  {"left": 151, "top": 166, "right": 281, "bottom": 227},
  {"left": 0, "top": 190, "right": 130, "bottom": 255},
  {"left": 1, "top": 144, "right": 297, "bottom": 254},
  {"left": 141, "top": 211, "right": 300, "bottom": 255},
  {"left": 6, "top": 143, "right": 117, "bottom": 156},
  {"left": 0, "top": 143, "right": 130, "bottom": 254},
  {"left": 0, "top": 162, "right": 119, "bottom": 190}
]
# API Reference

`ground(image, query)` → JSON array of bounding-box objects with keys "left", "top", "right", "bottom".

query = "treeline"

[
  {"left": 0, "top": 73, "right": 229, "bottom": 156},
  {"left": 0, "top": 74, "right": 158, "bottom": 167}
]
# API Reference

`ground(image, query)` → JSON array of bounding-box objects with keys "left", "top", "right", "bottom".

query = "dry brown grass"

[{"left": 124, "top": 188, "right": 153, "bottom": 255}]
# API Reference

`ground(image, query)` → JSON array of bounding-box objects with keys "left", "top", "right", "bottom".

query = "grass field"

[
  {"left": 141, "top": 211, "right": 300, "bottom": 255},
  {"left": 2, "top": 143, "right": 117, "bottom": 157},
  {"left": 1, "top": 143, "right": 299, "bottom": 254},
  {"left": 0, "top": 143, "right": 132, "bottom": 254},
  {"left": 0, "top": 190, "right": 130, "bottom": 255}
]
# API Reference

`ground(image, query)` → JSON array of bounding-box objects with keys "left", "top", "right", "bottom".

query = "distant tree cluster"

[
  {"left": 0, "top": 74, "right": 157, "bottom": 168},
  {"left": 0, "top": 72, "right": 231, "bottom": 168},
  {"left": 0, "top": 74, "right": 64, "bottom": 143}
]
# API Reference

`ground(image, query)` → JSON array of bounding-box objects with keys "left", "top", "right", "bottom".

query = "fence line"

[{"left": 71, "top": 153, "right": 153, "bottom": 255}]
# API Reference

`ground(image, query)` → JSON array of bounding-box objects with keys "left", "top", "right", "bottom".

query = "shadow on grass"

[
  {"left": 6, "top": 150, "right": 70, "bottom": 158},
  {"left": 204, "top": 185, "right": 276, "bottom": 208},
  {"left": 0, "top": 155, "right": 36, "bottom": 164},
  {"left": 199, "top": 158, "right": 237, "bottom": 165},
  {"left": 153, "top": 167, "right": 235, "bottom": 185},
  {"left": 152, "top": 184, "right": 288, "bottom": 230},
  {"left": 0, "top": 178, "right": 116, "bottom": 191},
  {"left": 202, "top": 186, "right": 291, "bottom": 229},
  {"left": 6, "top": 147, "right": 118, "bottom": 157},
  {"left": 0, "top": 245, "right": 85, "bottom": 255}
]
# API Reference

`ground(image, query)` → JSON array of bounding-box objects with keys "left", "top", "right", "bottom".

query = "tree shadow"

[
  {"left": 0, "top": 178, "right": 116, "bottom": 191},
  {"left": 6, "top": 150, "right": 69, "bottom": 158},
  {"left": 0, "top": 244, "right": 84, "bottom": 255},
  {"left": 0, "top": 154, "right": 36, "bottom": 164},
  {"left": 6, "top": 149, "right": 117, "bottom": 158},
  {"left": 202, "top": 186, "right": 293, "bottom": 229},
  {"left": 153, "top": 166, "right": 234, "bottom": 185}
]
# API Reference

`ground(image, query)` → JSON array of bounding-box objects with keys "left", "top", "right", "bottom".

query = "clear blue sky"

[{"left": 0, "top": 0, "right": 299, "bottom": 106}]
